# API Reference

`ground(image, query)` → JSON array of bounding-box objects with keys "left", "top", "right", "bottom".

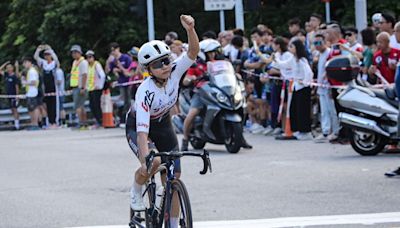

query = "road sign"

[{"left": 204, "top": 0, "right": 235, "bottom": 11}]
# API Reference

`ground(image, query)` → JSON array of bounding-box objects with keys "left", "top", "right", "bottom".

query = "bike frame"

[{"left": 130, "top": 150, "right": 211, "bottom": 228}]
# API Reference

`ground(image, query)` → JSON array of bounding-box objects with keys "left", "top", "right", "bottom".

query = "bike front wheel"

[{"left": 165, "top": 179, "right": 193, "bottom": 228}]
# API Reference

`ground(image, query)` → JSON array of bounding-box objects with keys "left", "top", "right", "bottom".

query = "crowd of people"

[{"left": 1, "top": 11, "right": 400, "bottom": 151}]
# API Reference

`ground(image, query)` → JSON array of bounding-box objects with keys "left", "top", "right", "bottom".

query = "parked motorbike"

[
  {"left": 173, "top": 60, "right": 246, "bottom": 153},
  {"left": 326, "top": 55, "right": 399, "bottom": 156}
]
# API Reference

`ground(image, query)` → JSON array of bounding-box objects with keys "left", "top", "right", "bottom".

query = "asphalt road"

[{"left": 1, "top": 128, "right": 400, "bottom": 228}]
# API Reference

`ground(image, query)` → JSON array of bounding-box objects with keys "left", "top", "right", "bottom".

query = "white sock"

[
  {"left": 131, "top": 181, "right": 142, "bottom": 197},
  {"left": 14, "top": 120, "right": 19, "bottom": 129},
  {"left": 170, "top": 217, "right": 179, "bottom": 228},
  {"left": 45, "top": 117, "right": 49, "bottom": 126}
]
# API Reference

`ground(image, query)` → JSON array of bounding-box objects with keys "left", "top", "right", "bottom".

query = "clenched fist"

[{"left": 180, "top": 15, "right": 195, "bottom": 31}]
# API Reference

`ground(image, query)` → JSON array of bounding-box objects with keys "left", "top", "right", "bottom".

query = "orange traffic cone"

[
  {"left": 101, "top": 89, "right": 115, "bottom": 128},
  {"left": 275, "top": 80, "right": 296, "bottom": 140}
]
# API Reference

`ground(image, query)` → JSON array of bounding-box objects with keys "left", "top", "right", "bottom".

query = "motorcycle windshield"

[{"left": 208, "top": 61, "right": 237, "bottom": 94}]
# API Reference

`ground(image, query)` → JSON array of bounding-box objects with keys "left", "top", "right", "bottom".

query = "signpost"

[
  {"left": 321, "top": 0, "right": 331, "bottom": 23},
  {"left": 204, "top": 0, "right": 236, "bottom": 32}
]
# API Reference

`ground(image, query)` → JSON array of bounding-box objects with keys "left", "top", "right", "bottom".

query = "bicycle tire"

[{"left": 165, "top": 179, "right": 193, "bottom": 228}]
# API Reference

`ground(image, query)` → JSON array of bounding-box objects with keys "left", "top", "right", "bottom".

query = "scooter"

[
  {"left": 173, "top": 60, "right": 246, "bottom": 153},
  {"left": 327, "top": 55, "right": 399, "bottom": 156}
]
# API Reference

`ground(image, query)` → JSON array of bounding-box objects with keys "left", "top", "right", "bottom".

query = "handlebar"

[{"left": 145, "top": 149, "right": 212, "bottom": 175}]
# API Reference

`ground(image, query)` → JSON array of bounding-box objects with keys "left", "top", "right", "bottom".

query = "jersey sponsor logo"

[
  {"left": 375, "top": 56, "right": 382, "bottom": 64},
  {"left": 141, "top": 90, "right": 155, "bottom": 112},
  {"left": 137, "top": 122, "right": 149, "bottom": 129}
]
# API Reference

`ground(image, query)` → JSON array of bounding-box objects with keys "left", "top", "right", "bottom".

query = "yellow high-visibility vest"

[
  {"left": 87, "top": 61, "right": 98, "bottom": 91},
  {"left": 70, "top": 57, "right": 84, "bottom": 87}
]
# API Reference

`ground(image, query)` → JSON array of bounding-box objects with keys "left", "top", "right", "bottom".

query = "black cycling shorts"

[{"left": 125, "top": 110, "right": 181, "bottom": 173}]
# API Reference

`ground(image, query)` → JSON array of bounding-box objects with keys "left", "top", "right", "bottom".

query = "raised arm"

[
  {"left": 34, "top": 46, "right": 44, "bottom": 66},
  {"left": 180, "top": 15, "right": 199, "bottom": 61}
]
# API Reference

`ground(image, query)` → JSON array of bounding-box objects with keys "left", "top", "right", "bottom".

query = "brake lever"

[{"left": 200, "top": 149, "right": 211, "bottom": 175}]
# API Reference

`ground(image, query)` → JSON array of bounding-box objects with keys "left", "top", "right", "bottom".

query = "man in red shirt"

[{"left": 369, "top": 32, "right": 400, "bottom": 83}]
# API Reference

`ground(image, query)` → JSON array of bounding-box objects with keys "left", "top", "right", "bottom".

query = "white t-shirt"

[
  {"left": 135, "top": 54, "right": 194, "bottom": 133},
  {"left": 26, "top": 67, "right": 39, "bottom": 97},
  {"left": 223, "top": 44, "right": 239, "bottom": 62},
  {"left": 271, "top": 51, "right": 294, "bottom": 80},
  {"left": 275, "top": 56, "right": 313, "bottom": 91},
  {"left": 390, "top": 35, "right": 400, "bottom": 50},
  {"left": 55, "top": 68, "right": 65, "bottom": 93}
]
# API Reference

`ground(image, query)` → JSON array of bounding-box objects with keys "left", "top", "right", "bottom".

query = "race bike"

[{"left": 173, "top": 60, "right": 247, "bottom": 153}]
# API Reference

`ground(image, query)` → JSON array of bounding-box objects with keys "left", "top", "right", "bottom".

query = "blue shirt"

[
  {"left": 247, "top": 45, "right": 273, "bottom": 74},
  {"left": 109, "top": 54, "right": 132, "bottom": 84}
]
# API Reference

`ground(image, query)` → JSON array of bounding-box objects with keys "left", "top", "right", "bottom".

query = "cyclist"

[{"left": 125, "top": 15, "right": 199, "bottom": 227}]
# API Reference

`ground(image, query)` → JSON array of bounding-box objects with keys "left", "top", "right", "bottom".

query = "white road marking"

[{"left": 67, "top": 212, "right": 400, "bottom": 228}]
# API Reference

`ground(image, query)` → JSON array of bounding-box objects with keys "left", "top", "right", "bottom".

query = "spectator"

[
  {"left": 106, "top": 42, "right": 132, "bottom": 125},
  {"left": 125, "top": 47, "right": 144, "bottom": 99},
  {"left": 309, "top": 13, "right": 322, "bottom": 32},
  {"left": 288, "top": 18, "right": 301, "bottom": 37},
  {"left": 218, "top": 30, "right": 234, "bottom": 48},
  {"left": 202, "top": 30, "right": 217, "bottom": 40},
  {"left": 229, "top": 35, "right": 246, "bottom": 72},
  {"left": 369, "top": 32, "right": 400, "bottom": 83},
  {"left": 379, "top": 13, "right": 396, "bottom": 34},
  {"left": 260, "top": 27, "right": 274, "bottom": 54},
  {"left": 170, "top": 40, "right": 185, "bottom": 60},
  {"left": 244, "top": 28, "right": 269, "bottom": 134},
  {"left": 0, "top": 61, "right": 20, "bottom": 130},
  {"left": 85, "top": 50, "right": 106, "bottom": 129},
  {"left": 70, "top": 44, "right": 89, "bottom": 129},
  {"left": 390, "top": 21, "right": 400, "bottom": 49},
  {"left": 313, "top": 34, "right": 339, "bottom": 143},
  {"left": 165, "top": 31, "right": 179, "bottom": 45},
  {"left": 55, "top": 67, "right": 66, "bottom": 127},
  {"left": 344, "top": 28, "right": 364, "bottom": 54},
  {"left": 232, "top": 28, "right": 245, "bottom": 37},
  {"left": 371, "top": 13, "right": 382, "bottom": 31},
  {"left": 22, "top": 57, "right": 40, "bottom": 130},
  {"left": 34, "top": 44, "right": 60, "bottom": 129},
  {"left": 274, "top": 39, "right": 313, "bottom": 140},
  {"left": 325, "top": 23, "right": 351, "bottom": 144},
  {"left": 360, "top": 28, "right": 377, "bottom": 82},
  {"left": 266, "top": 36, "right": 294, "bottom": 136}
]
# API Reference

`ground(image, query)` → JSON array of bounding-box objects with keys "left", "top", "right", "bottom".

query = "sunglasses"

[
  {"left": 345, "top": 33, "right": 353, "bottom": 37},
  {"left": 150, "top": 57, "right": 171, "bottom": 69},
  {"left": 313, "top": 41, "right": 323, "bottom": 46}
]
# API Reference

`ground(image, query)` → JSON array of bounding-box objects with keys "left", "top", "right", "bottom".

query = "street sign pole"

[
  {"left": 220, "top": 10, "right": 225, "bottom": 32},
  {"left": 147, "top": 0, "right": 155, "bottom": 41},
  {"left": 325, "top": 1, "right": 331, "bottom": 23},
  {"left": 204, "top": 0, "right": 235, "bottom": 32},
  {"left": 355, "top": 0, "right": 367, "bottom": 41},
  {"left": 235, "top": 0, "right": 244, "bottom": 30}
]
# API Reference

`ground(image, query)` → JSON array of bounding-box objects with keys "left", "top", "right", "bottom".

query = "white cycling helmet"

[
  {"left": 138, "top": 40, "right": 171, "bottom": 66},
  {"left": 198, "top": 39, "right": 221, "bottom": 61}
]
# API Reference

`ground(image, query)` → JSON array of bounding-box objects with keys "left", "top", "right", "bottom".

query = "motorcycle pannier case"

[{"left": 326, "top": 55, "right": 360, "bottom": 82}]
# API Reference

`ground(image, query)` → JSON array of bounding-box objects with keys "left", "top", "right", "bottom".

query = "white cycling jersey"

[{"left": 135, "top": 53, "right": 194, "bottom": 133}]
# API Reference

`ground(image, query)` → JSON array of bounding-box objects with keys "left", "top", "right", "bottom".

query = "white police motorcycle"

[{"left": 173, "top": 60, "right": 246, "bottom": 153}]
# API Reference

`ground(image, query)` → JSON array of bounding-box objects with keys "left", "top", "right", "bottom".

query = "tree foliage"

[{"left": 0, "top": 0, "right": 398, "bottom": 68}]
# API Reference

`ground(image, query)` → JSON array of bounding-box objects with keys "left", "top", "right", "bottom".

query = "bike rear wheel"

[{"left": 165, "top": 179, "right": 193, "bottom": 228}]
